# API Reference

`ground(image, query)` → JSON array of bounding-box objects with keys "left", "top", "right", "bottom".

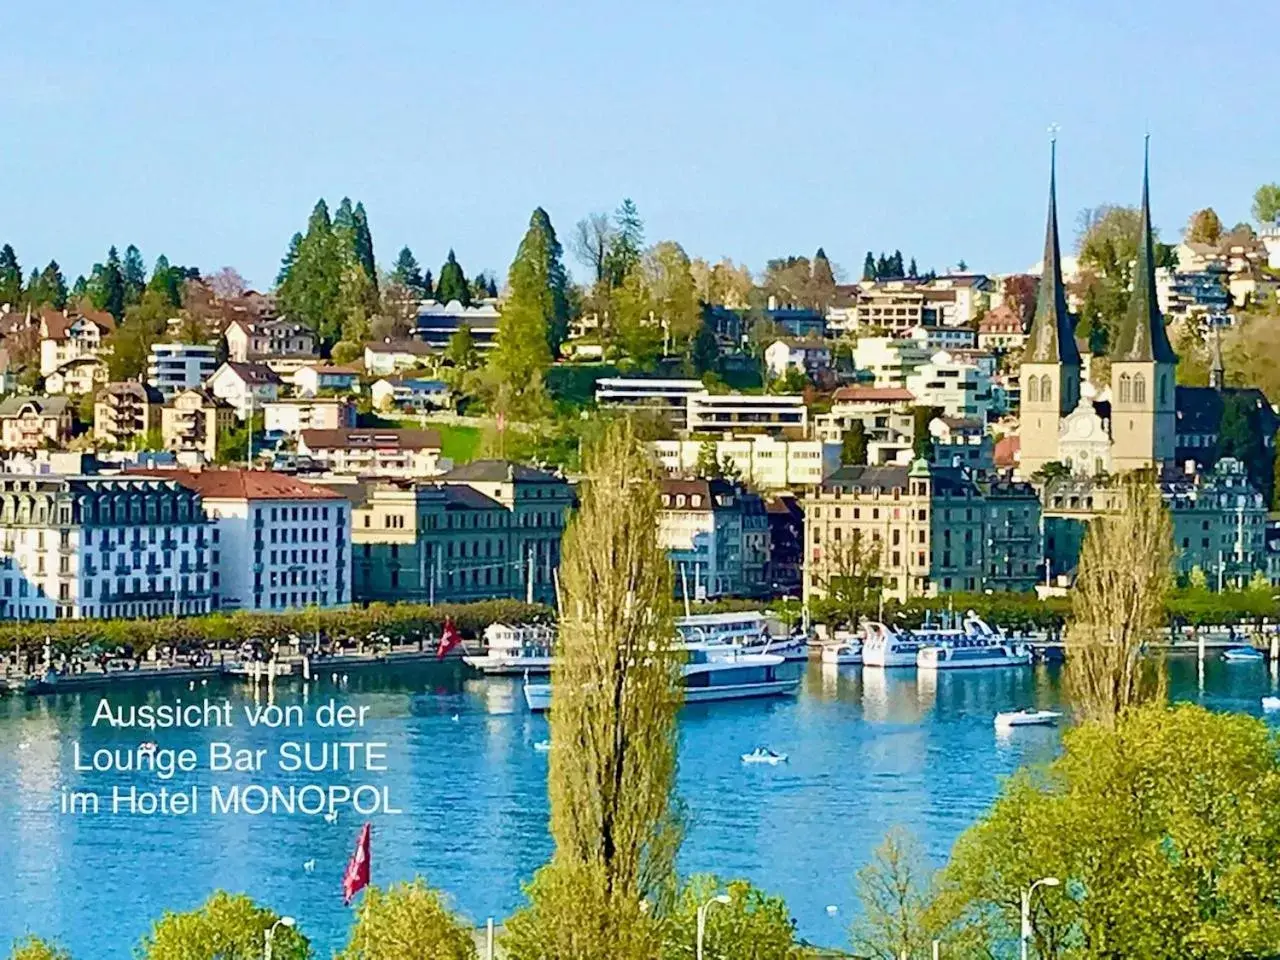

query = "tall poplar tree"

[
  {"left": 435, "top": 250, "right": 470, "bottom": 306},
  {"left": 503, "top": 420, "right": 683, "bottom": 960}
]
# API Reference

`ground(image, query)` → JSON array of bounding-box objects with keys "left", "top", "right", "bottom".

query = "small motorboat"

[
  {"left": 821, "top": 641, "right": 863, "bottom": 666},
  {"left": 533, "top": 740, "right": 551, "bottom": 752},
  {"left": 994, "top": 708, "right": 1062, "bottom": 728},
  {"left": 741, "top": 747, "right": 787, "bottom": 765},
  {"left": 1222, "top": 646, "right": 1265, "bottom": 663},
  {"left": 1262, "top": 697, "right": 1280, "bottom": 713}
]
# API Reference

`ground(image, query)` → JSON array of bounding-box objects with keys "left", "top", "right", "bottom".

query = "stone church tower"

[
  {"left": 1018, "top": 139, "right": 1082, "bottom": 475},
  {"left": 1110, "top": 138, "right": 1177, "bottom": 473}
]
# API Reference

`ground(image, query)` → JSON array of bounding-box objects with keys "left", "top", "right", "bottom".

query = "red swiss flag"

[
  {"left": 342, "top": 822, "right": 371, "bottom": 906},
  {"left": 436, "top": 617, "right": 463, "bottom": 660}
]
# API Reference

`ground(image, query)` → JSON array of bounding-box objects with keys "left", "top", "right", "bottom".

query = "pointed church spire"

[
  {"left": 1112, "top": 136, "right": 1178, "bottom": 363},
  {"left": 1210, "top": 325, "right": 1226, "bottom": 389},
  {"left": 1025, "top": 135, "right": 1081, "bottom": 366}
]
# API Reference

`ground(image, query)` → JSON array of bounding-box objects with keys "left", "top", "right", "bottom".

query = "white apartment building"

[
  {"left": 852, "top": 337, "right": 932, "bottom": 388},
  {"left": 905, "top": 350, "right": 993, "bottom": 420},
  {"left": 594, "top": 378, "right": 706, "bottom": 427},
  {"left": 263, "top": 398, "right": 357, "bottom": 439},
  {"left": 207, "top": 362, "right": 283, "bottom": 419},
  {"left": 652, "top": 436, "right": 840, "bottom": 490},
  {"left": 136, "top": 469, "right": 351, "bottom": 612},
  {"left": 686, "top": 393, "right": 807, "bottom": 436},
  {"left": 224, "top": 318, "right": 318, "bottom": 373},
  {"left": 298, "top": 428, "right": 447, "bottom": 479},
  {"left": 0, "top": 474, "right": 213, "bottom": 621},
  {"left": 147, "top": 343, "right": 218, "bottom": 397},
  {"left": 39, "top": 310, "right": 114, "bottom": 378}
]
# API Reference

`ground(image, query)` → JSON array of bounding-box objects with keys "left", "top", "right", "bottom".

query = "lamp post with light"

[
  {"left": 696, "top": 893, "right": 731, "bottom": 960},
  {"left": 264, "top": 916, "right": 296, "bottom": 960},
  {"left": 1020, "top": 877, "right": 1059, "bottom": 960}
]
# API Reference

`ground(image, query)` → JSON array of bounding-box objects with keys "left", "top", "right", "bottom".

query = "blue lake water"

[{"left": 2, "top": 657, "right": 1277, "bottom": 956}]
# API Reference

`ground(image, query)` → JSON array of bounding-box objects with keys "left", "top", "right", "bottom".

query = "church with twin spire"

[{"left": 1018, "top": 139, "right": 1236, "bottom": 479}]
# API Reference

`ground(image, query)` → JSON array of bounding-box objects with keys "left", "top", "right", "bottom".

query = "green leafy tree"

[
  {"left": 645, "top": 241, "right": 700, "bottom": 352},
  {"left": 147, "top": 255, "right": 183, "bottom": 308},
  {"left": 1186, "top": 207, "right": 1224, "bottom": 244},
  {"left": 1252, "top": 183, "right": 1280, "bottom": 228},
  {"left": 122, "top": 244, "right": 147, "bottom": 305},
  {"left": 690, "top": 317, "right": 719, "bottom": 375},
  {"left": 934, "top": 704, "right": 1280, "bottom": 959},
  {"left": 849, "top": 828, "right": 941, "bottom": 960},
  {"left": 810, "top": 530, "right": 882, "bottom": 628},
  {"left": 107, "top": 290, "right": 173, "bottom": 380},
  {"left": 911, "top": 405, "right": 942, "bottom": 458},
  {"left": 611, "top": 268, "right": 662, "bottom": 369},
  {"left": 446, "top": 323, "right": 480, "bottom": 371},
  {"left": 862, "top": 251, "right": 876, "bottom": 282},
  {"left": 435, "top": 249, "right": 470, "bottom": 306},
  {"left": 0, "top": 244, "right": 23, "bottom": 306},
  {"left": 503, "top": 420, "right": 684, "bottom": 960},
  {"left": 87, "top": 246, "right": 127, "bottom": 322},
  {"left": 1218, "top": 392, "right": 1275, "bottom": 504},
  {"left": 137, "top": 890, "right": 310, "bottom": 959},
  {"left": 337, "top": 879, "right": 476, "bottom": 960},
  {"left": 840, "top": 420, "right": 867, "bottom": 465},
  {"left": 662, "top": 875, "right": 802, "bottom": 960},
  {"left": 7, "top": 937, "right": 71, "bottom": 960}
]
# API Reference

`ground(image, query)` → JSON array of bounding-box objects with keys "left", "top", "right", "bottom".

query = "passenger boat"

[
  {"left": 918, "top": 639, "right": 1031, "bottom": 670},
  {"left": 1261, "top": 696, "right": 1280, "bottom": 713},
  {"left": 821, "top": 640, "right": 864, "bottom": 666},
  {"left": 741, "top": 747, "right": 788, "bottom": 764},
  {"left": 861, "top": 622, "right": 923, "bottom": 668},
  {"left": 674, "top": 611, "right": 808, "bottom": 662},
  {"left": 1222, "top": 646, "right": 1265, "bottom": 663},
  {"left": 522, "top": 644, "right": 800, "bottom": 712},
  {"left": 994, "top": 708, "right": 1062, "bottom": 728},
  {"left": 463, "top": 623, "right": 555, "bottom": 675}
]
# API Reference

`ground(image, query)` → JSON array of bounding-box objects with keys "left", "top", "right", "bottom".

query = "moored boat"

[
  {"left": 918, "top": 640, "right": 1031, "bottom": 670},
  {"left": 522, "top": 644, "right": 800, "bottom": 712},
  {"left": 1222, "top": 646, "right": 1265, "bottom": 663},
  {"left": 1262, "top": 696, "right": 1280, "bottom": 713},
  {"left": 463, "top": 623, "right": 555, "bottom": 675},
  {"left": 821, "top": 640, "right": 863, "bottom": 666},
  {"left": 994, "top": 708, "right": 1062, "bottom": 728},
  {"left": 674, "top": 611, "right": 808, "bottom": 662},
  {"left": 741, "top": 747, "right": 787, "bottom": 764},
  {"left": 861, "top": 622, "right": 923, "bottom": 668}
]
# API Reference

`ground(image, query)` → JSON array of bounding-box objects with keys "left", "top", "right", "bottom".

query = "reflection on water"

[{"left": 1, "top": 654, "right": 1277, "bottom": 957}]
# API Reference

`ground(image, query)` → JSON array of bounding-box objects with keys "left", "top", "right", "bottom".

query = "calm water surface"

[{"left": 1, "top": 657, "right": 1277, "bottom": 956}]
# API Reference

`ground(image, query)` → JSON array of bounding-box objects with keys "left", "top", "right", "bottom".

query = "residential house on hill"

[
  {"left": 298, "top": 427, "right": 445, "bottom": 478},
  {"left": 413, "top": 299, "right": 501, "bottom": 351},
  {"left": 370, "top": 376, "right": 451, "bottom": 412},
  {"left": 292, "top": 364, "right": 362, "bottom": 397},
  {"left": 764, "top": 338, "right": 832, "bottom": 380},
  {"left": 95, "top": 381, "right": 164, "bottom": 449},
  {"left": 224, "top": 318, "right": 317, "bottom": 373},
  {"left": 44, "top": 355, "right": 108, "bottom": 396},
  {"left": 207, "top": 361, "right": 283, "bottom": 419},
  {"left": 161, "top": 389, "right": 236, "bottom": 463},
  {"left": 0, "top": 396, "right": 73, "bottom": 451},
  {"left": 363, "top": 339, "right": 435, "bottom": 377},
  {"left": 38, "top": 308, "right": 114, "bottom": 378}
]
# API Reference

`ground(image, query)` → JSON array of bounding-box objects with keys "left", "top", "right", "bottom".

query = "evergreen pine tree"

[
  {"left": 148, "top": 254, "right": 183, "bottom": 307},
  {"left": 278, "top": 200, "right": 346, "bottom": 347},
  {"left": 0, "top": 244, "right": 23, "bottom": 306},
  {"left": 862, "top": 251, "right": 876, "bottom": 282},
  {"left": 606, "top": 197, "right": 644, "bottom": 286},
  {"left": 28, "top": 260, "right": 68, "bottom": 310},
  {"left": 470, "top": 273, "right": 491, "bottom": 302},
  {"left": 122, "top": 244, "right": 147, "bottom": 305},
  {"left": 22, "top": 268, "right": 38, "bottom": 306},
  {"left": 908, "top": 257, "right": 918, "bottom": 279},
  {"left": 352, "top": 202, "right": 377, "bottom": 291},
  {"left": 435, "top": 250, "right": 470, "bottom": 306},
  {"left": 277, "top": 232, "right": 303, "bottom": 287},
  {"left": 875, "top": 253, "right": 889, "bottom": 280},
  {"left": 391, "top": 246, "right": 425, "bottom": 295},
  {"left": 422, "top": 268, "right": 434, "bottom": 299},
  {"left": 89, "top": 246, "right": 127, "bottom": 322},
  {"left": 813, "top": 247, "right": 835, "bottom": 286},
  {"left": 889, "top": 249, "right": 905, "bottom": 279},
  {"left": 486, "top": 275, "right": 498, "bottom": 298},
  {"left": 71, "top": 275, "right": 88, "bottom": 301}
]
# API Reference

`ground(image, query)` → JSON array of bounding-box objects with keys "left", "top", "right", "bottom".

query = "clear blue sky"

[{"left": 2, "top": 1, "right": 1276, "bottom": 291}]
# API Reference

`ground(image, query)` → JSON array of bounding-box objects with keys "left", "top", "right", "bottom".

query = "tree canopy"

[
  {"left": 435, "top": 249, "right": 470, "bottom": 306},
  {"left": 137, "top": 890, "right": 311, "bottom": 960},
  {"left": 337, "top": 879, "right": 476, "bottom": 960}
]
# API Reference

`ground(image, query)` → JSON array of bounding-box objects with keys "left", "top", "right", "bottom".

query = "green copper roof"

[
  {"left": 1112, "top": 137, "right": 1178, "bottom": 364},
  {"left": 1025, "top": 140, "right": 1082, "bottom": 366}
]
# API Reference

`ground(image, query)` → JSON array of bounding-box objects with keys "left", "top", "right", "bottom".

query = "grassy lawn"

[{"left": 427, "top": 422, "right": 483, "bottom": 464}]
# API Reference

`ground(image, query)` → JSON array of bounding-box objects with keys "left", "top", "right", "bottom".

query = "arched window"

[
  {"left": 1026, "top": 375, "right": 1039, "bottom": 403},
  {"left": 1133, "top": 374, "right": 1146, "bottom": 404},
  {"left": 1119, "top": 374, "right": 1132, "bottom": 403},
  {"left": 1040, "top": 375, "right": 1053, "bottom": 404}
]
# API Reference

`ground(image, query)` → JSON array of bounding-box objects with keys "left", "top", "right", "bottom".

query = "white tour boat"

[
  {"left": 918, "top": 639, "right": 1032, "bottom": 670},
  {"left": 674, "top": 611, "right": 808, "bottom": 662},
  {"left": 741, "top": 747, "right": 788, "bottom": 765},
  {"left": 861, "top": 622, "right": 924, "bottom": 668},
  {"left": 522, "top": 643, "right": 800, "bottom": 712},
  {"left": 1262, "top": 696, "right": 1280, "bottom": 713},
  {"left": 994, "top": 708, "right": 1063, "bottom": 728},
  {"left": 1222, "top": 646, "right": 1265, "bottom": 663},
  {"left": 821, "top": 640, "right": 864, "bottom": 665},
  {"left": 462, "top": 623, "right": 555, "bottom": 675}
]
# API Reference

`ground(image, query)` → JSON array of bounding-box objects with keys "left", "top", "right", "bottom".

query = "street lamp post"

[
  {"left": 1020, "top": 877, "right": 1059, "bottom": 960},
  {"left": 264, "top": 916, "right": 296, "bottom": 960},
  {"left": 695, "top": 893, "right": 731, "bottom": 960}
]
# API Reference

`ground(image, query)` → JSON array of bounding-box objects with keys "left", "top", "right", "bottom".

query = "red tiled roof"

[
  {"left": 832, "top": 386, "right": 916, "bottom": 403},
  {"left": 994, "top": 435, "right": 1020, "bottom": 468},
  {"left": 129, "top": 468, "right": 344, "bottom": 501}
]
